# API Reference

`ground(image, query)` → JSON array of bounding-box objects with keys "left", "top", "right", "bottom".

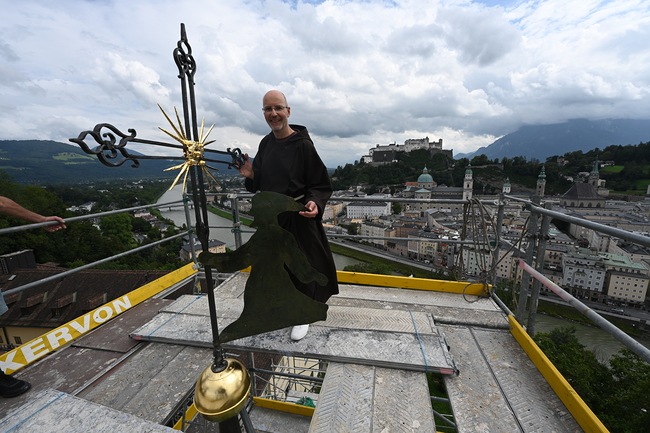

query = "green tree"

[
  {"left": 392, "top": 202, "right": 402, "bottom": 214},
  {"left": 132, "top": 217, "right": 152, "bottom": 233},
  {"left": 600, "top": 349, "right": 650, "bottom": 432},
  {"left": 470, "top": 154, "right": 490, "bottom": 166},
  {"left": 100, "top": 213, "right": 135, "bottom": 248},
  {"left": 531, "top": 327, "right": 650, "bottom": 431}
]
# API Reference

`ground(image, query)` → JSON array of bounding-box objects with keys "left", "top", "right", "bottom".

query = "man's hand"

[
  {"left": 41, "top": 216, "right": 66, "bottom": 232},
  {"left": 237, "top": 153, "right": 254, "bottom": 179},
  {"left": 299, "top": 201, "right": 318, "bottom": 218}
]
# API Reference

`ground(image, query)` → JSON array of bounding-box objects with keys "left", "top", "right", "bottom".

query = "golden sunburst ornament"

[{"left": 158, "top": 104, "right": 221, "bottom": 191}]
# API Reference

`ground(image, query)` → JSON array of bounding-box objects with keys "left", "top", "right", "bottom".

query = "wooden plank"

[
  {"left": 0, "top": 347, "right": 123, "bottom": 420},
  {"left": 309, "top": 363, "right": 436, "bottom": 433},
  {"left": 74, "top": 298, "right": 173, "bottom": 352},
  {"left": 249, "top": 405, "right": 311, "bottom": 433},
  {"left": 328, "top": 296, "right": 508, "bottom": 329},
  {"left": 507, "top": 316, "right": 600, "bottom": 433},
  {"left": 336, "top": 283, "right": 500, "bottom": 311},
  {"left": 0, "top": 298, "right": 172, "bottom": 419},
  {"left": 314, "top": 305, "right": 438, "bottom": 335},
  {"left": 474, "top": 326, "right": 582, "bottom": 432},
  {"left": 158, "top": 294, "right": 243, "bottom": 319}
]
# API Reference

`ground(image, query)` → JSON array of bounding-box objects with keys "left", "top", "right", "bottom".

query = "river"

[
  {"left": 535, "top": 314, "right": 650, "bottom": 362},
  {"left": 156, "top": 186, "right": 364, "bottom": 270}
]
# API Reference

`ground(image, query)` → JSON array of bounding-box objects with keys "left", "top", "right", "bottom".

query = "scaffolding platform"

[{"left": 0, "top": 272, "right": 585, "bottom": 432}]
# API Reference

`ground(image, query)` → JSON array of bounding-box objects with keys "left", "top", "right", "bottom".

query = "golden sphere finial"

[{"left": 194, "top": 358, "right": 251, "bottom": 423}]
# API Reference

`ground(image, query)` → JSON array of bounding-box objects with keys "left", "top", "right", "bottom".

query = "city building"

[
  {"left": 599, "top": 251, "right": 649, "bottom": 307},
  {"left": 399, "top": 167, "right": 468, "bottom": 212},
  {"left": 360, "top": 221, "right": 395, "bottom": 249},
  {"left": 536, "top": 166, "right": 546, "bottom": 197},
  {"left": 561, "top": 247, "right": 607, "bottom": 301},
  {"left": 180, "top": 237, "right": 226, "bottom": 262},
  {"left": 346, "top": 201, "right": 391, "bottom": 219},
  {"left": 604, "top": 271, "right": 649, "bottom": 306},
  {"left": 407, "top": 230, "right": 440, "bottom": 262},
  {"left": 361, "top": 136, "right": 452, "bottom": 166}
]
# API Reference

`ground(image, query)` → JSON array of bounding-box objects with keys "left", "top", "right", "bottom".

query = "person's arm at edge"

[{"left": 0, "top": 196, "right": 66, "bottom": 232}]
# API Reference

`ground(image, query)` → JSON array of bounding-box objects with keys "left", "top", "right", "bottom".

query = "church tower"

[
  {"left": 536, "top": 165, "right": 546, "bottom": 197},
  {"left": 502, "top": 177, "right": 511, "bottom": 194},
  {"left": 463, "top": 164, "right": 473, "bottom": 201},
  {"left": 589, "top": 160, "right": 600, "bottom": 187}
]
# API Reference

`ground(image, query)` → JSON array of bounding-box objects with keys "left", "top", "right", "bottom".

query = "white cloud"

[
  {"left": 90, "top": 52, "right": 171, "bottom": 107},
  {"left": 0, "top": 0, "right": 648, "bottom": 168}
]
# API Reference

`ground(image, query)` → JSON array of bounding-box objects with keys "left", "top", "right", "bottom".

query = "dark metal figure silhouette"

[{"left": 199, "top": 191, "right": 328, "bottom": 342}]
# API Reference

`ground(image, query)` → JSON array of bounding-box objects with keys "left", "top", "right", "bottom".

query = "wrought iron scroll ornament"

[
  {"left": 69, "top": 117, "right": 245, "bottom": 177},
  {"left": 70, "top": 24, "right": 244, "bottom": 178}
]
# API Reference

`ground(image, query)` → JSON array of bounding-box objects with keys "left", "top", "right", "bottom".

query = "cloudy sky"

[{"left": 1, "top": 0, "right": 649, "bottom": 168}]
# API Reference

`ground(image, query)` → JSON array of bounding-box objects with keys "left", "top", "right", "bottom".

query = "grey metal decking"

[
  {"left": 309, "top": 362, "right": 436, "bottom": 433},
  {"left": 130, "top": 273, "right": 457, "bottom": 374},
  {"left": 0, "top": 272, "right": 586, "bottom": 432},
  {"left": 0, "top": 389, "right": 175, "bottom": 432},
  {"left": 442, "top": 325, "right": 582, "bottom": 432}
]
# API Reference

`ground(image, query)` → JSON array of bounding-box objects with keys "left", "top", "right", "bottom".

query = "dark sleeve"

[
  {"left": 244, "top": 138, "right": 266, "bottom": 193},
  {"left": 300, "top": 141, "right": 332, "bottom": 220}
]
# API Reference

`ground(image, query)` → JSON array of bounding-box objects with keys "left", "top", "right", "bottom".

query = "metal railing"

[
  {"left": 1, "top": 199, "right": 190, "bottom": 297},
  {"left": 498, "top": 194, "right": 650, "bottom": 364},
  {"left": 1, "top": 192, "right": 485, "bottom": 309},
  {"left": 518, "top": 259, "right": 650, "bottom": 363}
]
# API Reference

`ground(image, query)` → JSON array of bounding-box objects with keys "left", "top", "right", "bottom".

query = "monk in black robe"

[{"left": 237, "top": 90, "right": 338, "bottom": 340}]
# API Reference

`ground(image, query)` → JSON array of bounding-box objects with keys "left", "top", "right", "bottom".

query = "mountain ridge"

[
  {"left": 0, "top": 140, "right": 241, "bottom": 185},
  {"left": 456, "top": 118, "right": 650, "bottom": 161}
]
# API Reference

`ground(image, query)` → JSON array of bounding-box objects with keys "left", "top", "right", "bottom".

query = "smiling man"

[{"left": 236, "top": 90, "right": 339, "bottom": 341}]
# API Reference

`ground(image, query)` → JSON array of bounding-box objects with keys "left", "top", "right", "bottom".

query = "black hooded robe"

[{"left": 245, "top": 125, "right": 339, "bottom": 303}]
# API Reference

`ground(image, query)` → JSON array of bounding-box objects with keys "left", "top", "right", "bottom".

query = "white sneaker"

[{"left": 291, "top": 324, "right": 309, "bottom": 341}]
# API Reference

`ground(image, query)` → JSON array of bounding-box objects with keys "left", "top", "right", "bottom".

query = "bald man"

[{"left": 237, "top": 90, "right": 338, "bottom": 341}]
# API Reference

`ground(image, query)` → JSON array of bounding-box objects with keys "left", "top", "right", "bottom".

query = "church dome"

[{"left": 417, "top": 166, "right": 434, "bottom": 184}]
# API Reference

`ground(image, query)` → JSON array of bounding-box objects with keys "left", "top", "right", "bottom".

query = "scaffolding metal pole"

[
  {"left": 505, "top": 195, "right": 650, "bottom": 249},
  {"left": 518, "top": 260, "right": 650, "bottom": 364},
  {"left": 527, "top": 205, "right": 551, "bottom": 336},
  {"left": 0, "top": 200, "right": 185, "bottom": 236},
  {"left": 489, "top": 194, "right": 506, "bottom": 286},
  {"left": 182, "top": 193, "right": 199, "bottom": 263},
  {"left": 229, "top": 194, "right": 243, "bottom": 249},
  {"left": 515, "top": 195, "right": 540, "bottom": 324}
]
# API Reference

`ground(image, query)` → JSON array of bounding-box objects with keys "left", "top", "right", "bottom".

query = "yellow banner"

[{"left": 0, "top": 263, "right": 198, "bottom": 374}]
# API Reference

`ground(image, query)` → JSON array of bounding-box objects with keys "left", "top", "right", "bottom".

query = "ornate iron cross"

[{"left": 70, "top": 23, "right": 239, "bottom": 372}]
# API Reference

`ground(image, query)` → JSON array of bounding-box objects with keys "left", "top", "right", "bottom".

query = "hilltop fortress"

[{"left": 361, "top": 136, "right": 453, "bottom": 166}]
